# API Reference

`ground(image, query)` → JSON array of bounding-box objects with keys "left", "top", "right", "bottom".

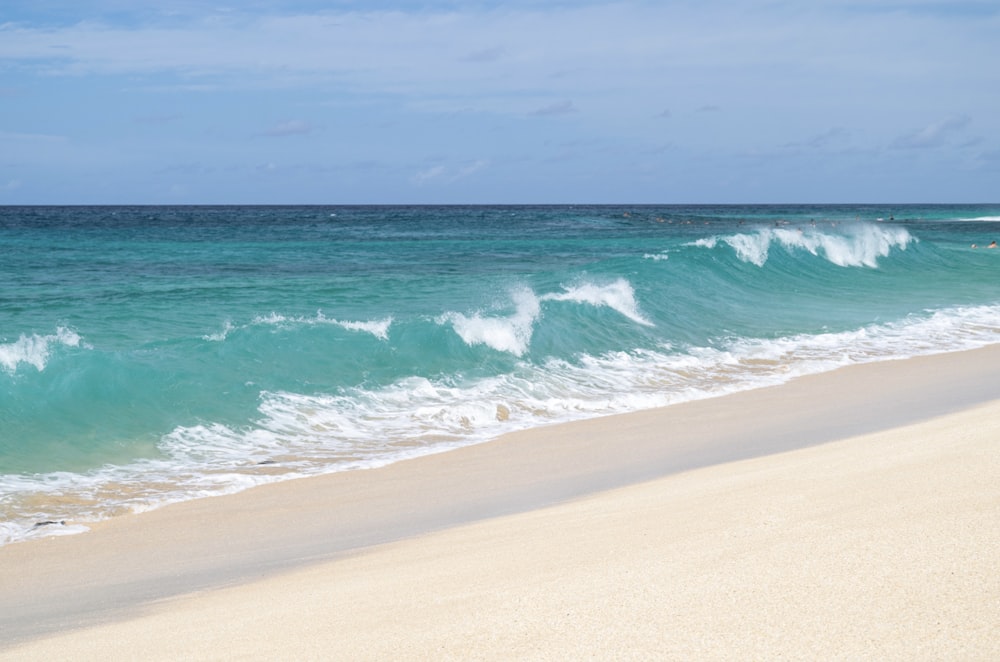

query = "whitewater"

[{"left": 2, "top": 204, "right": 999, "bottom": 545}]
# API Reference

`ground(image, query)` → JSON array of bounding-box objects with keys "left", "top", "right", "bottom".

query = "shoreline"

[{"left": 2, "top": 345, "right": 1000, "bottom": 654}]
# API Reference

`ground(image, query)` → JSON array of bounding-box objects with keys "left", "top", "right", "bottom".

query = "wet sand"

[{"left": 2, "top": 347, "right": 1000, "bottom": 659}]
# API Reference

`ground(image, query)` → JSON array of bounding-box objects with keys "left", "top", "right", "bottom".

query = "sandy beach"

[{"left": 3, "top": 347, "right": 1000, "bottom": 660}]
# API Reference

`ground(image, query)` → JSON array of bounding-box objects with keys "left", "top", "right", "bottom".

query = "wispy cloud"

[
  {"left": 530, "top": 100, "right": 577, "bottom": 116},
  {"left": 263, "top": 120, "right": 314, "bottom": 137},
  {"left": 808, "top": 127, "right": 850, "bottom": 148},
  {"left": 1, "top": 2, "right": 998, "bottom": 203},
  {"left": 413, "top": 159, "right": 489, "bottom": 185},
  {"left": 890, "top": 115, "right": 971, "bottom": 149},
  {"left": 457, "top": 159, "right": 489, "bottom": 178},
  {"left": 782, "top": 127, "right": 851, "bottom": 151},
  {"left": 0, "top": 5, "right": 992, "bottom": 127},
  {"left": 413, "top": 164, "right": 446, "bottom": 184}
]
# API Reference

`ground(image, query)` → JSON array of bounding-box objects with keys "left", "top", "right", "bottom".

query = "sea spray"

[
  {"left": 0, "top": 327, "right": 84, "bottom": 374},
  {"left": 439, "top": 287, "right": 541, "bottom": 356},
  {"left": 541, "top": 279, "right": 654, "bottom": 327}
]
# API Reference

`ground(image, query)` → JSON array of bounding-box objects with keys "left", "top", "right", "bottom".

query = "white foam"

[
  {"left": 252, "top": 312, "right": 289, "bottom": 325},
  {"left": 337, "top": 318, "right": 392, "bottom": 340},
  {"left": 209, "top": 312, "right": 393, "bottom": 341},
  {"left": 724, "top": 232, "right": 772, "bottom": 267},
  {"left": 440, "top": 280, "right": 653, "bottom": 356},
  {"left": 0, "top": 327, "right": 83, "bottom": 373},
  {"left": 440, "top": 288, "right": 540, "bottom": 356},
  {"left": 959, "top": 216, "right": 1000, "bottom": 222},
  {"left": 541, "top": 279, "right": 654, "bottom": 326},
  {"left": 0, "top": 521, "right": 91, "bottom": 547},
  {"left": 4, "top": 303, "right": 1000, "bottom": 547},
  {"left": 203, "top": 320, "right": 235, "bottom": 342},
  {"left": 690, "top": 223, "right": 915, "bottom": 268}
]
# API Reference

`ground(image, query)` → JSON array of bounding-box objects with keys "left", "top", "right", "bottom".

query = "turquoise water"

[{"left": 3, "top": 204, "right": 1000, "bottom": 544}]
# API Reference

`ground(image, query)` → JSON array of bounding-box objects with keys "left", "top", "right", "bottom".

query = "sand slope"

[{"left": 5, "top": 397, "right": 1000, "bottom": 660}]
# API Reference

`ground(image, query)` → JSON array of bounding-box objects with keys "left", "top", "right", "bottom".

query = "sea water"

[{"left": 3, "top": 204, "right": 1000, "bottom": 545}]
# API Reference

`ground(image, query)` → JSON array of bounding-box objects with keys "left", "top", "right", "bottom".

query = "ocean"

[{"left": 3, "top": 204, "right": 999, "bottom": 545}]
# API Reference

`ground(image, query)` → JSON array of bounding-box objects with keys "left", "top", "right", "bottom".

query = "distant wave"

[
  {"left": 204, "top": 312, "right": 393, "bottom": 341},
  {"left": 691, "top": 223, "right": 915, "bottom": 268},
  {"left": 959, "top": 216, "right": 1000, "bottom": 222},
  {"left": 642, "top": 252, "right": 670, "bottom": 261},
  {"left": 438, "top": 279, "right": 652, "bottom": 356},
  {"left": 0, "top": 327, "right": 84, "bottom": 374}
]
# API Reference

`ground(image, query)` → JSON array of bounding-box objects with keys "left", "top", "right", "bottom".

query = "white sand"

[{"left": 3, "top": 349, "right": 1000, "bottom": 659}]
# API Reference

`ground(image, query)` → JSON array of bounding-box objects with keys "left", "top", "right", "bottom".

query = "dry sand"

[{"left": 2, "top": 348, "right": 1000, "bottom": 660}]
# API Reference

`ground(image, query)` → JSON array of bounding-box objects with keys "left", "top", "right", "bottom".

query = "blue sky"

[{"left": 1, "top": 1, "right": 998, "bottom": 204}]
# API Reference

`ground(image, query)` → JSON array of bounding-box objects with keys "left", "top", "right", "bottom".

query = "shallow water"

[{"left": 3, "top": 204, "right": 999, "bottom": 544}]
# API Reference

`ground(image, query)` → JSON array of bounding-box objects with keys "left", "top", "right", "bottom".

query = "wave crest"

[
  {"left": 693, "top": 223, "right": 915, "bottom": 268},
  {"left": 439, "top": 288, "right": 540, "bottom": 356},
  {"left": 205, "top": 312, "right": 393, "bottom": 341},
  {"left": 6, "top": 303, "right": 1000, "bottom": 546},
  {"left": 541, "top": 279, "right": 653, "bottom": 326},
  {"left": 440, "top": 279, "right": 653, "bottom": 356},
  {"left": 0, "top": 327, "right": 84, "bottom": 374}
]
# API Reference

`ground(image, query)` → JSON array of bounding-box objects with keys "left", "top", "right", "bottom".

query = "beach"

[{"left": 2, "top": 346, "right": 1000, "bottom": 660}]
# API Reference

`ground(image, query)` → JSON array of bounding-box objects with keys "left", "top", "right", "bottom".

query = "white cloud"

[
  {"left": 1, "top": 2, "right": 998, "bottom": 203},
  {"left": 1, "top": 4, "right": 987, "bottom": 100}
]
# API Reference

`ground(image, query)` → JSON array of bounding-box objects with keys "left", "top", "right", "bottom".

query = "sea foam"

[
  {"left": 693, "top": 223, "right": 915, "bottom": 268},
  {"left": 0, "top": 327, "right": 83, "bottom": 374},
  {"left": 205, "top": 312, "right": 393, "bottom": 341},
  {"left": 541, "top": 279, "right": 654, "bottom": 326},
  {"left": 440, "top": 279, "right": 653, "bottom": 356},
  {"left": 440, "top": 287, "right": 540, "bottom": 356},
  {"left": 4, "top": 302, "right": 1000, "bottom": 547}
]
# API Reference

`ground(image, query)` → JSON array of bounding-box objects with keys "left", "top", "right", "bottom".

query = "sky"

[{"left": 1, "top": 1, "right": 998, "bottom": 204}]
